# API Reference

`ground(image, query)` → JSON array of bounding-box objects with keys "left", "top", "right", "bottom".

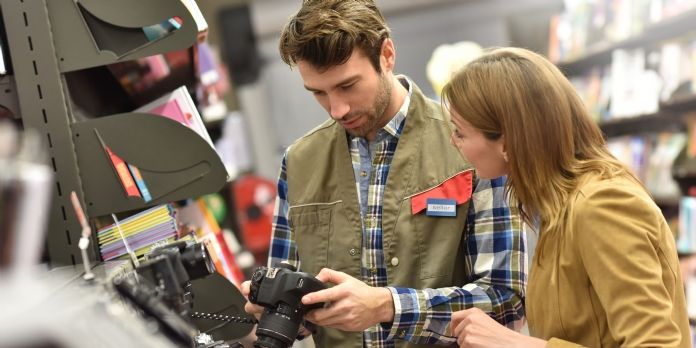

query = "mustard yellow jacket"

[{"left": 527, "top": 174, "right": 691, "bottom": 347}]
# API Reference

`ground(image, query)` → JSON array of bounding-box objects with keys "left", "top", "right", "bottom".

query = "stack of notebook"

[{"left": 97, "top": 204, "right": 178, "bottom": 261}]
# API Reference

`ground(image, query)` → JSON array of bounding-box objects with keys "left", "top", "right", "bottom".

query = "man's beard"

[{"left": 345, "top": 74, "right": 392, "bottom": 138}]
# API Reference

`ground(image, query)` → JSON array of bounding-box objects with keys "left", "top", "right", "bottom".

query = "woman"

[{"left": 441, "top": 47, "right": 690, "bottom": 347}]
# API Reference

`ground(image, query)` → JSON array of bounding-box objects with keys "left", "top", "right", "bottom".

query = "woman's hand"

[{"left": 452, "top": 308, "right": 546, "bottom": 348}]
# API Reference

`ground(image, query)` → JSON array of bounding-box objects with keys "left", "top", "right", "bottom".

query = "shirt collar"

[{"left": 382, "top": 76, "right": 411, "bottom": 138}]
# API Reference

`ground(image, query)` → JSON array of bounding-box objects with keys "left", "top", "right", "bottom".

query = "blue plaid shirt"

[{"left": 269, "top": 79, "right": 526, "bottom": 347}]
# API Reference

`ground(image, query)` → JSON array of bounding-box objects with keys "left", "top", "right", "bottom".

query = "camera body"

[
  {"left": 135, "top": 240, "right": 216, "bottom": 316},
  {"left": 249, "top": 264, "right": 326, "bottom": 348},
  {"left": 112, "top": 240, "right": 218, "bottom": 347}
]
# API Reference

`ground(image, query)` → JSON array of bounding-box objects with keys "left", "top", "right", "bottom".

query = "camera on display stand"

[
  {"left": 113, "top": 240, "right": 328, "bottom": 348},
  {"left": 113, "top": 240, "right": 256, "bottom": 348},
  {"left": 134, "top": 240, "right": 216, "bottom": 316},
  {"left": 112, "top": 241, "right": 208, "bottom": 345}
]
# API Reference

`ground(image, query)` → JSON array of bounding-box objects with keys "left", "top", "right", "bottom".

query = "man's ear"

[{"left": 380, "top": 38, "right": 396, "bottom": 72}]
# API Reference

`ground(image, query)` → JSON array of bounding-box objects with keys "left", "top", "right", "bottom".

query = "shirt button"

[
  {"left": 349, "top": 248, "right": 358, "bottom": 256},
  {"left": 360, "top": 170, "right": 367, "bottom": 177},
  {"left": 398, "top": 330, "right": 405, "bottom": 338},
  {"left": 370, "top": 267, "right": 377, "bottom": 274},
  {"left": 391, "top": 257, "right": 399, "bottom": 266}
]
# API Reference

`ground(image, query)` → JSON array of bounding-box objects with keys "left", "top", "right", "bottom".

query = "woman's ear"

[{"left": 499, "top": 135, "right": 508, "bottom": 163}]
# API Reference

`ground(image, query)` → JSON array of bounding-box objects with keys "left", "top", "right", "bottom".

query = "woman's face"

[{"left": 449, "top": 109, "right": 508, "bottom": 179}]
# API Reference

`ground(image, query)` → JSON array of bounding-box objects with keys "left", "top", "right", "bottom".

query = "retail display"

[
  {"left": 0, "top": 0, "right": 227, "bottom": 266},
  {"left": 0, "top": 0, "right": 255, "bottom": 346}
]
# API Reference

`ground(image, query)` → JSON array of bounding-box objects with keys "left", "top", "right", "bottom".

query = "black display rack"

[{"left": 0, "top": 0, "right": 227, "bottom": 266}]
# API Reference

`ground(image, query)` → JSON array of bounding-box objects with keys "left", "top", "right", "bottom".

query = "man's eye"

[{"left": 340, "top": 83, "right": 354, "bottom": 90}]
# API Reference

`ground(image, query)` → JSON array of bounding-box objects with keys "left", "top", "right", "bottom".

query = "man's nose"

[{"left": 328, "top": 96, "right": 350, "bottom": 120}]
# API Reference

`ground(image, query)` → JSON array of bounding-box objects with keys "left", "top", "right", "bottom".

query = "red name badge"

[{"left": 411, "top": 170, "right": 473, "bottom": 215}]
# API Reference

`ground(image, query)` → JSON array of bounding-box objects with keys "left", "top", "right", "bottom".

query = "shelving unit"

[
  {"left": 598, "top": 111, "right": 685, "bottom": 137},
  {"left": 593, "top": 94, "right": 696, "bottom": 137},
  {"left": 555, "top": 5, "right": 696, "bottom": 136},
  {"left": 0, "top": 0, "right": 227, "bottom": 266},
  {"left": 557, "top": 7, "right": 696, "bottom": 75},
  {"left": 553, "top": 6, "right": 696, "bottom": 179}
]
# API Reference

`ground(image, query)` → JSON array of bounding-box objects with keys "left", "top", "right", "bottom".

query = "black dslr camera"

[
  {"left": 135, "top": 240, "right": 216, "bottom": 316},
  {"left": 249, "top": 263, "right": 326, "bottom": 348},
  {"left": 112, "top": 240, "right": 218, "bottom": 347}
]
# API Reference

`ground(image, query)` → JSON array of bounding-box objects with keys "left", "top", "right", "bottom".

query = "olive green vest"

[{"left": 286, "top": 82, "right": 473, "bottom": 348}]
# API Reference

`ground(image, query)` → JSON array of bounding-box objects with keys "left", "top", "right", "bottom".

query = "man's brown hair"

[{"left": 279, "top": 0, "right": 391, "bottom": 72}]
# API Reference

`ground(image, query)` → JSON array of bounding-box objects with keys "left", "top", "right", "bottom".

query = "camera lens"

[
  {"left": 254, "top": 310, "right": 301, "bottom": 348},
  {"left": 254, "top": 335, "right": 290, "bottom": 348}
]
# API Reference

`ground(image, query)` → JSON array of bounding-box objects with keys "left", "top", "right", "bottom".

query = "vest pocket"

[
  {"left": 418, "top": 207, "right": 467, "bottom": 280},
  {"left": 398, "top": 200, "right": 468, "bottom": 281},
  {"left": 289, "top": 205, "right": 332, "bottom": 277}
]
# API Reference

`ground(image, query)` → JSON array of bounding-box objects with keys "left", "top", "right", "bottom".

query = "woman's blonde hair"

[{"left": 441, "top": 47, "right": 641, "bottom": 261}]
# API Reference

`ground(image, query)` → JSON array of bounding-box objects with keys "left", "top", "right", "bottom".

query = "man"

[{"left": 241, "top": 1, "right": 526, "bottom": 347}]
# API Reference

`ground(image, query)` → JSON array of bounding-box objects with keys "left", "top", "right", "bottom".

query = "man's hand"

[
  {"left": 301, "top": 268, "right": 394, "bottom": 332},
  {"left": 240, "top": 280, "right": 264, "bottom": 320}
]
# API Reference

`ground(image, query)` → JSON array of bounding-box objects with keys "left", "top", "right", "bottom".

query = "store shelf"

[
  {"left": 680, "top": 251, "right": 696, "bottom": 258},
  {"left": 661, "top": 93, "right": 696, "bottom": 113},
  {"left": 557, "top": 7, "right": 696, "bottom": 75},
  {"left": 653, "top": 195, "right": 682, "bottom": 208},
  {"left": 599, "top": 112, "right": 686, "bottom": 137},
  {"left": 72, "top": 113, "right": 227, "bottom": 217},
  {"left": 47, "top": 0, "right": 198, "bottom": 73}
]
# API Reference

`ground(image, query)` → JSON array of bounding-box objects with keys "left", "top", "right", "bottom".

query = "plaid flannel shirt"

[{"left": 269, "top": 79, "right": 526, "bottom": 347}]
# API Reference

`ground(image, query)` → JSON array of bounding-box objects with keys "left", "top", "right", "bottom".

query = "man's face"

[{"left": 298, "top": 49, "right": 392, "bottom": 139}]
